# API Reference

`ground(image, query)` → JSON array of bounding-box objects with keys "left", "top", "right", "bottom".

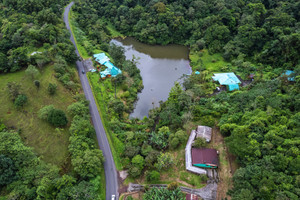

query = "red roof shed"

[{"left": 191, "top": 148, "right": 219, "bottom": 168}]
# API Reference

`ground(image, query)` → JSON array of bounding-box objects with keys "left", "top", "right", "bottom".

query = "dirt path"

[{"left": 210, "top": 128, "right": 234, "bottom": 200}]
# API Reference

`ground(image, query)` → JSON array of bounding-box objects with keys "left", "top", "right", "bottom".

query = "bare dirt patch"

[{"left": 210, "top": 127, "right": 236, "bottom": 200}]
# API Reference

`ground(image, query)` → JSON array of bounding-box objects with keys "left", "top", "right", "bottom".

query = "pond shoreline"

[{"left": 111, "top": 37, "right": 192, "bottom": 119}]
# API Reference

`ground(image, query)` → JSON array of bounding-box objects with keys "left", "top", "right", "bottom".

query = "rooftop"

[
  {"left": 186, "top": 194, "right": 199, "bottom": 200},
  {"left": 196, "top": 126, "right": 212, "bottom": 142},
  {"left": 212, "top": 72, "right": 241, "bottom": 85},
  {"left": 192, "top": 148, "right": 219, "bottom": 167}
]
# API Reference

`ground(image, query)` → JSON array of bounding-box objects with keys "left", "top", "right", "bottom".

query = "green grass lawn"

[
  {"left": 190, "top": 49, "right": 234, "bottom": 75},
  {"left": 0, "top": 65, "right": 76, "bottom": 170}
]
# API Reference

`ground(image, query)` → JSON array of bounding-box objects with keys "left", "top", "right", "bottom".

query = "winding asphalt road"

[{"left": 64, "top": 2, "right": 118, "bottom": 199}]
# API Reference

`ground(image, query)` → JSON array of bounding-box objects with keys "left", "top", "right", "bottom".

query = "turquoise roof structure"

[
  {"left": 94, "top": 53, "right": 122, "bottom": 78},
  {"left": 212, "top": 72, "right": 241, "bottom": 91},
  {"left": 93, "top": 53, "right": 110, "bottom": 65},
  {"left": 195, "top": 71, "right": 200, "bottom": 75},
  {"left": 282, "top": 70, "right": 295, "bottom": 81}
]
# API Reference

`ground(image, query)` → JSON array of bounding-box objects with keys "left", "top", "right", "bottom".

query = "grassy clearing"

[
  {"left": 0, "top": 65, "right": 76, "bottom": 169},
  {"left": 190, "top": 49, "right": 234, "bottom": 76},
  {"left": 69, "top": 8, "right": 90, "bottom": 59},
  {"left": 87, "top": 72, "right": 124, "bottom": 170},
  {"left": 105, "top": 21, "right": 124, "bottom": 38}
]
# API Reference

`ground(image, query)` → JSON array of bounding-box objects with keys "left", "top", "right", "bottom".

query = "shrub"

[
  {"left": 193, "top": 137, "right": 207, "bottom": 148},
  {"left": 6, "top": 82, "right": 20, "bottom": 101},
  {"left": 38, "top": 105, "right": 55, "bottom": 120},
  {"left": 34, "top": 80, "right": 40, "bottom": 89},
  {"left": 146, "top": 171, "right": 160, "bottom": 182},
  {"left": 48, "top": 83, "right": 57, "bottom": 95},
  {"left": 67, "top": 101, "right": 89, "bottom": 117},
  {"left": 167, "top": 182, "right": 179, "bottom": 191},
  {"left": 131, "top": 154, "right": 145, "bottom": 170},
  {"left": 126, "top": 196, "right": 133, "bottom": 200},
  {"left": 154, "top": 153, "right": 174, "bottom": 171},
  {"left": 47, "top": 109, "right": 68, "bottom": 127},
  {"left": 128, "top": 166, "right": 141, "bottom": 178},
  {"left": 14, "top": 94, "right": 28, "bottom": 109},
  {"left": 69, "top": 116, "right": 95, "bottom": 137},
  {"left": 25, "top": 65, "right": 39, "bottom": 80}
]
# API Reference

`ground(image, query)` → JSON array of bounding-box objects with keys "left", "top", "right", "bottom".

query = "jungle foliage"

[
  {"left": 73, "top": 1, "right": 299, "bottom": 198},
  {"left": 73, "top": 0, "right": 300, "bottom": 69}
]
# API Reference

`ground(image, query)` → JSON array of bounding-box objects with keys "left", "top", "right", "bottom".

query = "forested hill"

[
  {"left": 0, "top": 0, "right": 77, "bottom": 73},
  {"left": 74, "top": 0, "right": 299, "bottom": 68}
]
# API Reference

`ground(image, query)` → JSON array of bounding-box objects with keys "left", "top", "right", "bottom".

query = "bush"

[
  {"left": 48, "top": 83, "right": 57, "bottom": 95},
  {"left": 126, "top": 196, "right": 133, "bottom": 200},
  {"left": 146, "top": 171, "right": 160, "bottom": 182},
  {"left": 14, "top": 94, "right": 28, "bottom": 109},
  {"left": 154, "top": 153, "right": 174, "bottom": 171},
  {"left": 128, "top": 166, "right": 141, "bottom": 178},
  {"left": 131, "top": 154, "right": 145, "bottom": 170},
  {"left": 6, "top": 82, "right": 20, "bottom": 101},
  {"left": 167, "top": 182, "right": 179, "bottom": 191},
  {"left": 67, "top": 101, "right": 89, "bottom": 117},
  {"left": 69, "top": 116, "right": 95, "bottom": 137},
  {"left": 47, "top": 109, "right": 68, "bottom": 127},
  {"left": 38, "top": 105, "right": 55, "bottom": 120},
  {"left": 193, "top": 137, "right": 207, "bottom": 148},
  {"left": 169, "top": 129, "right": 188, "bottom": 149},
  {"left": 34, "top": 80, "right": 40, "bottom": 89}
]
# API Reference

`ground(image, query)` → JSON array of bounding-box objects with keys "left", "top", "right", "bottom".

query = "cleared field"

[
  {"left": 0, "top": 65, "right": 76, "bottom": 169},
  {"left": 189, "top": 49, "right": 234, "bottom": 74}
]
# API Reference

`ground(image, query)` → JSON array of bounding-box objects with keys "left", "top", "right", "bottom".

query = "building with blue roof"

[
  {"left": 212, "top": 72, "right": 241, "bottom": 91},
  {"left": 93, "top": 53, "right": 122, "bottom": 78},
  {"left": 282, "top": 70, "right": 295, "bottom": 81}
]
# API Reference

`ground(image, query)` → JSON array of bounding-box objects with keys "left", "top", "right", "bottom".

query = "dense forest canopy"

[
  {"left": 1, "top": 0, "right": 299, "bottom": 199},
  {"left": 72, "top": 0, "right": 300, "bottom": 199},
  {"left": 74, "top": 0, "right": 300, "bottom": 69},
  {"left": 0, "top": 0, "right": 77, "bottom": 73}
]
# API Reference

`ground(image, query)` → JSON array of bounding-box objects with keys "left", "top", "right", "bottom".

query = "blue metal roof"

[
  {"left": 282, "top": 70, "right": 295, "bottom": 81},
  {"left": 93, "top": 53, "right": 110, "bottom": 65},
  {"left": 95, "top": 53, "right": 122, "bottom": 78},
  {"left": 212, "top": 73, "right": 241, "bottom": 85}
]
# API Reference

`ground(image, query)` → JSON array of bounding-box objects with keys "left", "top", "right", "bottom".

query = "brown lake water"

[{"left": 111, "top": 37, "right": 191, "bottom": 119}]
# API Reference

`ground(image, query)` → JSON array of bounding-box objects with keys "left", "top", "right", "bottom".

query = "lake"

[{"left": 111, "top": 37, "right": 191, "bottom": 119}]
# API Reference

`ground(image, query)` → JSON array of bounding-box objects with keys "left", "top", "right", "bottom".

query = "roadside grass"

[
  {"left": 0, "top": 65, "right": 76, "bottom": 169},
  {"left": 69, "top": 8, "right": 90, "bottom": 59},
  {"left": 87, "top": 72, "right": 124, "bottom": 170}
]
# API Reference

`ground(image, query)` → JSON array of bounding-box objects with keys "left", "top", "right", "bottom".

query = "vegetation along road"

[{"left": 64, "top": 2, "right": 118, "bottom": 199}]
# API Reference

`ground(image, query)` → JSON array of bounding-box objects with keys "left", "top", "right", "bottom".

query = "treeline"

[
  {"left": 74, "top": 0, "right": 299, "bottom": 68},
  {"left": 0, "top": 0, "right": 77, "bottom": 73}
]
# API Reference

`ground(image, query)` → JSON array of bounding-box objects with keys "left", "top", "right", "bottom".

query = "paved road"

[{"left": 64, "top": 2, "right": 118, "bottom": 199}]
